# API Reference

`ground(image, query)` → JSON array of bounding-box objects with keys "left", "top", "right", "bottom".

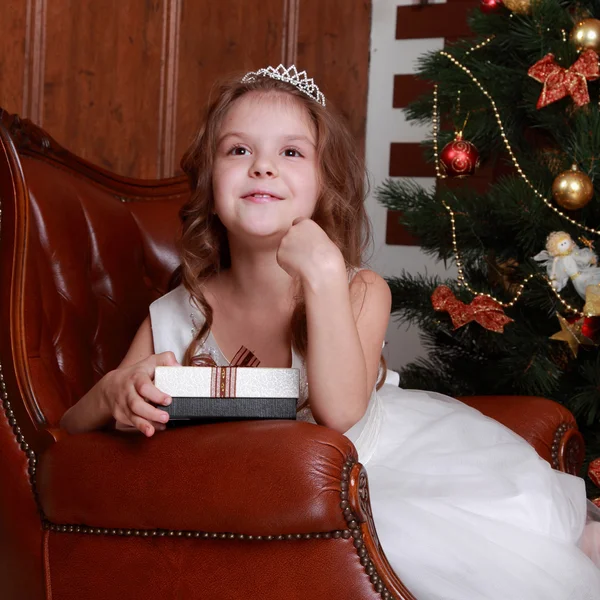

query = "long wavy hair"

[{"left": 177, "top": 72, "right": 371, "bottom": 371}]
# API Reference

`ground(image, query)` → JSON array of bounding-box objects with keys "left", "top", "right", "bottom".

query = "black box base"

[{"left": 157, "top": 397, "right": 297, "bottom": 421}]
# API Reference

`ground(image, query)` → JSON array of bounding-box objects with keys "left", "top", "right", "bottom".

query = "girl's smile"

[{"left": 242, "top": 188, "right": 285, "bottom": 203}]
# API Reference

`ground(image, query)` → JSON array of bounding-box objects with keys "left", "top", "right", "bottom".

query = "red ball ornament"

[
  {"left": 480, "top": 0, "right": 503, "bottom": 13},
  {"left": 439, "top": 133, "right": 480, "bottom": 178},
  {"left": 581, "top": 316, "right": 600, "bottom": 342}
]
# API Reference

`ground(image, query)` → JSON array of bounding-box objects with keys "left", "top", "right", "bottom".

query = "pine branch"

[{"left": 379, "top": 0, "right": 600, "bottom": 496}]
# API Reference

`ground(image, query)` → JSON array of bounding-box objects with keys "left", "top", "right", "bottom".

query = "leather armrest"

[
  {"left": 37, "top": 421, "right": 356, "bottom": 535},
  {"left": 459, "top": 395, "right": 584, "bottom": 473}
]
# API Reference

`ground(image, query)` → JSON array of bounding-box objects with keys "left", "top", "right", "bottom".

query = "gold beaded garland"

[
  {"left": 431, "top": 43, "right": 589, "bottom": 318},
  {"left": 440, "top": 199, "right": 585, "bottom": 315},
  {"left": 437, "top": 50, "right": 600, "bottom": 237}
]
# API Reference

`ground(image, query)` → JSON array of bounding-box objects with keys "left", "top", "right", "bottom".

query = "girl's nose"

[{"left": 250, "top": 155, "right": 278, "bottom": 178}]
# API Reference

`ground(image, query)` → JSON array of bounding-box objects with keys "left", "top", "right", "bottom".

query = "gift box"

[{"left": 154, "top": 366, "right": 299, "bottom": 421}]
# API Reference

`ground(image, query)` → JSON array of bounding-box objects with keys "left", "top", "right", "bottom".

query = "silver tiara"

[{"left": 241, "top": 64, "right": 326, "bottom": 107}]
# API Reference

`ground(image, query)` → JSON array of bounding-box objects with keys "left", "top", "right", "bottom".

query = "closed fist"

[{"left": 276, "top": 218, "right": 344, "bottom": 282}]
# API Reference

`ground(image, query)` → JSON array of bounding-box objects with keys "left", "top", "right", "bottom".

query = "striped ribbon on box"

[{"left": 194, "top": 346, "right": 261, "bottom": 398}]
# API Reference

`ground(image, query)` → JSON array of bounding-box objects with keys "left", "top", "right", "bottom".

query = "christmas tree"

[{"left": 379, "top": 0, "right": 600, "bottom": 497}]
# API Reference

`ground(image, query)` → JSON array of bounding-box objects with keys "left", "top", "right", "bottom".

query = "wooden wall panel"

[
  {"left": 43, "top": 0, "right": 165, "bottom": 176},
  {"left": 174, "top": 0, "right": 284, "bottom": 178},
  {"left": 296, "top": 0, "right": 371, "bottom": 153},
  {"left": 0, "top": 1, "right": 29, "bottom": 116},
  {"left": 0, "top": 0, "right": 372, "bottom": 180}
]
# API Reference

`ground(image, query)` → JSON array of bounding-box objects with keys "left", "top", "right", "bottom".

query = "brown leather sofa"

[{"left": 0, "top": 109, "right": 585, "bottom": 600}]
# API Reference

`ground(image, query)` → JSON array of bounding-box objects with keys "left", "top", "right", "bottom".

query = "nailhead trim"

[
  {"left": 0, "top": 181, "right": 50, "bottom": 539},
  {"left": 551, "top": 422, "right": 574, "bottom": 470},
  {"left": 43, "top": 521, "right": 352, "bottom": 540},
  {"left": 341, "top": 456, "right": 394, "bottom": 600},
  {"left": 0, "top": 362, "right": 44, "bottom": 518},
  {"left": 0, "top": 190, "right": 46, "bottom": 523}
]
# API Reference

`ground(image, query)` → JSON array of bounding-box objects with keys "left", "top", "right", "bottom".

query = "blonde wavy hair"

[
  {"left": 545, "top": 231, "right": 574, "bottom": 256},
  {"left": 176, "top": 72, "right": 371, "bottom": 379}
]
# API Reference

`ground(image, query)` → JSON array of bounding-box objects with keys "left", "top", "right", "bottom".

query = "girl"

[{"left": 60, "top": 65, "right": 600, "bottom": 599}]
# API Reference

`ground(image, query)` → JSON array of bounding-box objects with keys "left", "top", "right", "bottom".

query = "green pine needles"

[{"left": 381, "top": 0, "right": 600, "bottom": 496}]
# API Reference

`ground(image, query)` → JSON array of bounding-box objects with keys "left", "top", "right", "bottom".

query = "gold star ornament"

[{"left": 550, "top": 313, "right": 595, "bottom": 357}]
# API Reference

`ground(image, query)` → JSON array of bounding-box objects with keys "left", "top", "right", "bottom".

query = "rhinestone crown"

[{"left": 241, "top": 64, "right": 326, "bottom": 107}]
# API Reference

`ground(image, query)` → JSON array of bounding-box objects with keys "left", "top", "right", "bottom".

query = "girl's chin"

[
  {"left": 229, "top": 223, "right": 290, "bottom": 245},
  {"left": 236, "top": 217, "right": 294, "bottom": 236}
]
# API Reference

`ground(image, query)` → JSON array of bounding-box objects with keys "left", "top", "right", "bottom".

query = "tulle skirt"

[{"left": 345, "top": 377, "right": 600, "bottom": 600}]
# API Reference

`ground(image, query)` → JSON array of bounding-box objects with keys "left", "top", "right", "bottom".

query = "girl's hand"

[
  {"left": 276, "top": 218, "right": 345, "bottom": 284},
  {"left": 101, "top": 351, "right": 179, "bottom": 437}
]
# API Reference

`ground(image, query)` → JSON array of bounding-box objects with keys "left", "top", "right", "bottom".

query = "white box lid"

[{"left": 155, "top": 366, "right": 299, "bottom": 399}]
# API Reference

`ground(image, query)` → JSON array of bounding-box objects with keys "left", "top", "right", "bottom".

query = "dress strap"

[{"left": 149, "top": 284, "right": 200, "bottom": 364}]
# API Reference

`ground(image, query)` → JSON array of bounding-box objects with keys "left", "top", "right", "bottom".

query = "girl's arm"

[
  {"left": 277, "top": 218, "right": 391, "bottom": 433},
  {"left": 303, "top": 265, "right": 391, "bottom": 432},
  {"left": 59, "top": 317, "right": 177, "bottom": 435}
]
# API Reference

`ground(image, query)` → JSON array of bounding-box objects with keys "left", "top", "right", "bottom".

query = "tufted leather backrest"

[
  {"left": 1, "top": 114, "right": 189, "bottom": 431},
  {"left": 24, "top": 159, "right": 185, "bottom": 425}
]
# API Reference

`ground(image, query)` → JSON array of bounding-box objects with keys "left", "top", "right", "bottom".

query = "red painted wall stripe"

[
  {"left": 390, "top": 143, "right": 433, "bottom": 177},
  {"left": 396, "top": 2, "right": 475, "bottom": 40},
  {"left": 393, "top": 74, "right": 433, "bottom": 109}
]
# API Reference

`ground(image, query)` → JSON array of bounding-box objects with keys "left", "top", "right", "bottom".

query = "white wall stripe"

[{"left": 366, "top": 0, "right": 455, "bottom": 370}]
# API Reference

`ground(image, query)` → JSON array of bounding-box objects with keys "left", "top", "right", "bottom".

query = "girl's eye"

[
  {"left": 283, "top": 148, "right": 303, "bottom": 158},
  {"left": 229, "top": 146, "right": 249, "bottom": 156}
]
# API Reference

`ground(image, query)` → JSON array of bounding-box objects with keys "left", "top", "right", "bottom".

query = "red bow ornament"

[
  {"left": 431, "top": 285, "right": 514, "bottom": 333},
  {"left": 528, "top": 49, "right": 600, "bottom": 109}
]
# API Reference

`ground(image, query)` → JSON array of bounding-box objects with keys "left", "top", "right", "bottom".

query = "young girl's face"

[{"left": 212, "top": 91, "right": 319, "bottom": 243}]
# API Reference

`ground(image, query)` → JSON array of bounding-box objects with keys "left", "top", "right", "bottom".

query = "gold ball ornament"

[
  {"left": 551, "top": 165, "right": 594, "bottom": 210},
  {"left": 502, "top": 0, "right": 530, "bottom": 14},
  {"left": 570, "top": 18, "right": 600, "bottom": 52}
]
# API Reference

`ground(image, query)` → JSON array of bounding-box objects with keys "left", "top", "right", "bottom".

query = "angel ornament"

[{"left": 534, "top": 231, "right": 600, "bottom": 298}]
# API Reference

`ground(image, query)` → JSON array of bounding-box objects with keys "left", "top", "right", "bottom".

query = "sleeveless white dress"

[{"left": 150, "top": 283, "right": 600, "bottom": 600}]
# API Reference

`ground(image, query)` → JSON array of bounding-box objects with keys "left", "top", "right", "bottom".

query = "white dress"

[{"left": 150, "top": 284, "right": 600, "bottom": 600}]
